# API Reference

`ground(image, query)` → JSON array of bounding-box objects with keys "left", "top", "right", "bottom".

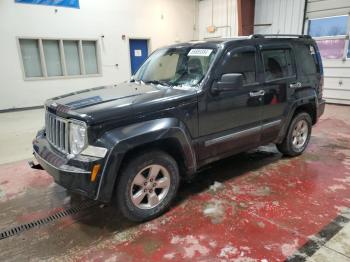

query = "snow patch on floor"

[
  {"left": 218, "top": 244, "right": 238, "bottom": 259},
  {"left": 209, "top": 181, "right": 224, "bottom": 192},
  {"left": 63, "top": 196, "right": 71, "bottom": 205},
  {"left": 143, "top": 222, "right": 159, "bottom": 232},
  {"left": 209, "top": 240, "right": 217, "bottom": 248},
  {"left": 328, "top": 184, "right": 346, "bottom": 192},
  {"left": 203, "top": 200, "right": 225, "bottom": 224},
  {"left": 333, "top": 176, "right": 350, "bottom": 185},
  {"left": 232, "top": 257, "right": 258, "bottom": 262},
  {"left": 170, "top": 235, "right": 209, "bottom": 258},
  {"left": 163, "top": 252, "right": 176, "bottom": 260},
  {"left": 281, "top": 239, "right": 299, "bottom": 257}
]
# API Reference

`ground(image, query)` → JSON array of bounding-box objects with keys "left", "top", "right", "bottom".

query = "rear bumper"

[
  {"left": 317, "top": 99, "right": 326, "bottom": 119},
  {"left": 33, "top": 130, "right": 104, "bottom": 200}
]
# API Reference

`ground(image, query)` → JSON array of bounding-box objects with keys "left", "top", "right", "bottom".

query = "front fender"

[{"left": 94, "top": 118, "right": 196, "bottom": 202}]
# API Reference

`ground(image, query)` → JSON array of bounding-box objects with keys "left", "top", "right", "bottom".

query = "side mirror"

[{"left": 211, "top": 73, "right": 243, "bottom": 93}]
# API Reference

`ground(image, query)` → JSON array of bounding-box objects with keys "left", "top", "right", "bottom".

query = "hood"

[{"left": 46, "top": 82, "right": 197, "bottom": 125}]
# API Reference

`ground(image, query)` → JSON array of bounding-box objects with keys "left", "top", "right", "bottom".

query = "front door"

[
  {"left": 197, "top": 46, "right": 264, "bottom": 162},
  {"left": 129, "top": 39, "right": 149, "bottom": 75},
  {"left": 259, "top": 45, "right": 297, "bottom": 143}
]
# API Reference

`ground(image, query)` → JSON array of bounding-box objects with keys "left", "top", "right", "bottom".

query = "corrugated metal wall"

[
  {"left": 197, "top": 0, "right": 238, "bottom": 39},
  {"left": 254, "top": 0, "right": 305, "bottom": 34},
  {"left": 306, "top": 0, "right": 350, "bottom": 105}
]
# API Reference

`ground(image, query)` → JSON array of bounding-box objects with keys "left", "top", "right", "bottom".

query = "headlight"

[{"left": 69, "top": 121, "right": 87, "bottom": 155}]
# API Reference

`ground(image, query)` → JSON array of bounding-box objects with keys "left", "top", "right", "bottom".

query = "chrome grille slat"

[
  {"left": 60, "top": 122, "right": 64, "bottom": 149},
  {"left": 45, "top": 111, "right": 69, "bottom": 153}
]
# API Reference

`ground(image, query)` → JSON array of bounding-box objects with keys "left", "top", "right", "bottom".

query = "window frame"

[
  {"left": 17, "top": 37, "right": 102, "bottom": 81},
  {"left": 260, "top": 45, "right": 297, "bottom": 83},
  {"left": 220, "top": 46, "right": 259, "bottom": 87},
  {"left": 307, "top": 15, "right": 350, "bottom": 60}
]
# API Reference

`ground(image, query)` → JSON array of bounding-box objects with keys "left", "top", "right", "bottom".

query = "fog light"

[{"left": 91, "top": 164, "right": 101, "bottom": 182}]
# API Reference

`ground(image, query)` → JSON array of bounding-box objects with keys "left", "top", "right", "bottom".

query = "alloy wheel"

[{"left": 130, "top": 164, "right": 171, "bottom": 209}]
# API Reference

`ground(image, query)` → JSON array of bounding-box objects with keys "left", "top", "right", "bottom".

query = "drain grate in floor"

[{"left": 0, "top": 200, "right": 97, "bottom": 240}]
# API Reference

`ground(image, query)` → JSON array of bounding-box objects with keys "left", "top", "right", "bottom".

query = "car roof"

[{"left": 167, "top": 35, "right": 314, "bottom": 49}]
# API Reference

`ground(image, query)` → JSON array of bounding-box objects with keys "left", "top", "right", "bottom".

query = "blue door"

[{"left": 129, "top": 39, "right": 149, "bottom": 75}]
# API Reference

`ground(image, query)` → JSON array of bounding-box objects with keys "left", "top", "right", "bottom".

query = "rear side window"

[
  {"left": 222, "top": 50, "right": 257, "bottom": 85},
  {"left": 262, "top": 49, "right": 295, "bottom": 81},
  {"left": 295, "top": 44, "right": 318, "bottom": 75}
]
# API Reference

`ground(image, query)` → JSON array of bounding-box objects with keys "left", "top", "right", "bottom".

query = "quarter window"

[
  {"left": 295, "top": 44, "right": 318, "bottom": 75},
  {"left": 262, "top": 49, "right": 295, "bottom": 81},
  {"left": 19, "top": 38, "right": 100, "bottom": 79},
  {"left": 222, "top": 50, "right": 257, "bottom": 85}
]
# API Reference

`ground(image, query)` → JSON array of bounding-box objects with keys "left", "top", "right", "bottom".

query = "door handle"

[
  {"left": 249, "top": 90, "right": 265, "bottom": 97},
  {"left": 289, "top": 82, "right": 302, "bottom": 88}
]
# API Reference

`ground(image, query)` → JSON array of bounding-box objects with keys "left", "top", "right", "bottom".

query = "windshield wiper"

[{"left": 144, "top": 80, "right": 172, "bottom": 87}]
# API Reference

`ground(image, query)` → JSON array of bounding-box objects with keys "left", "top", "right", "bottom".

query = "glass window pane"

[
  {"left": 43, "top": 40, "right": 62, "bottom": 76},
  {"left": 316, "top": 39, "right": 345, "bottom": 59},
  {"left": 63, "top": 41, "right": 81, "bottom": 75},
  {"left": 309, "top": 15, "right": 348, "bottom": 37},
  {"left": 295, "top": 44, "right": 317, "bottom": 75},
  {"left": 262, "top": 49, "right": 295, "bottom": 81},
  {"left": 222, "top": 50, "right": 256, "bottom": 85},
  {"left": 144, "top": 53, "right": 179, "bottom": 80},
  {"left": 82, "top": 41, "right": 98, "bottom": 74},
  {"left": 19, "top": 39, "right": 43, "bottom": 77}
]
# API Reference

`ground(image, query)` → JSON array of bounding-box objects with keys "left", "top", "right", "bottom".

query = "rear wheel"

[
  {"left": 115, "top": 150, "right": 179, "bottom": 222},
  {"left": 277, "top": 112, "right": 312, "bottom": 156}
]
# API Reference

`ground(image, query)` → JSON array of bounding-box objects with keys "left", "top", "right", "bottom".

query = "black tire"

[
  {"left": 277, "top": 112, "right": 312, "bottom": 157},
  {"left": 115, "top": 150, "right": 180, "bottom": 222}
]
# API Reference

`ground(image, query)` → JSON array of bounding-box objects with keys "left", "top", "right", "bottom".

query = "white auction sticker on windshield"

[{"left": 187, "top": 49, "right": 213, "bottom": 57}]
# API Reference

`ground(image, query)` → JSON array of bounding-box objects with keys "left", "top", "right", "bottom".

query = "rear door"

[{"left": 259, "top": 45, "right": 297, "bottom": 144}]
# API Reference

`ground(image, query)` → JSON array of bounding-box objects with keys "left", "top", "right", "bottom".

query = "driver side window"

[{"left": 221, "top": 49, "right": 257, "bottom": 85}]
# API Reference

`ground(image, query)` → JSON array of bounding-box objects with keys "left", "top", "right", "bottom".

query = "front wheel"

[
  {"left": 115, "top": 150, "right": 180, "bottom": 222},
  {"left": 277, "top": 112, "right": 312, "bottom": 157}
]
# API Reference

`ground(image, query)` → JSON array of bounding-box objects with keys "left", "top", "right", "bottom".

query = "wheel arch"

[
  {"left": 277, "top": 95, "right": 317, "bottom": 144},
  {"left": 94, "top": 118, "right": 196, "bottom": 202}
]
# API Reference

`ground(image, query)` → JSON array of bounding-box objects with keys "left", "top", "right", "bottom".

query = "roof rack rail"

[{"left": 249, "top": 34, "right": 311, "bottom": 39}]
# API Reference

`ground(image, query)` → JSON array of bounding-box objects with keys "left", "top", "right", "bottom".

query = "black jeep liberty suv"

[{"left": 33, "top": 34, "right": 326, "bottom": 221}]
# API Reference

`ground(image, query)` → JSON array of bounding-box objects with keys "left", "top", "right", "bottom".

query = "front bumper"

[{"left": 33, "top": 130, "right": 104, "bottom": 199}]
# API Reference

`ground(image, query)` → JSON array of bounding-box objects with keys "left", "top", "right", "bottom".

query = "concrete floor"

[
  {"left": 0, "top": 108, "right": 44, "bottom": 165},
  {"left": 0, "top": 105, "right": 349, "bottom": 261}
]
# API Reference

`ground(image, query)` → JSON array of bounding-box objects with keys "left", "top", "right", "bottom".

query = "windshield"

[{"left": 133, "top": 47, "right": 217, "bottom": 87}]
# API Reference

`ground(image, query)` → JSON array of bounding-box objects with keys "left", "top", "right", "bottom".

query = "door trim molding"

[
  {"left": 262, "top": 119, "right": 282, "bottom": 130},
  {"left": 204, "top": 126, "right": 261, "bottom": 147},
  {"left": 204, "top": 119, "right": 282, "bottom": 147}
]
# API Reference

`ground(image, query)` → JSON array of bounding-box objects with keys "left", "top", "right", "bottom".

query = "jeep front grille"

[{"left": 45, "top": 112, "right": 69, "bottom": 153}]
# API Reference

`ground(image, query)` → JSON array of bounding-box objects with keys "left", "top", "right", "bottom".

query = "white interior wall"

[
  {"left": 0, "top": 0, "right": 196, "bottom": 110},
  {"left": 197, "top": 0, "right": 238, "bottom": 40},
  {"left": 254, "top": 0, "right": 305, "bottom": 34}
]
